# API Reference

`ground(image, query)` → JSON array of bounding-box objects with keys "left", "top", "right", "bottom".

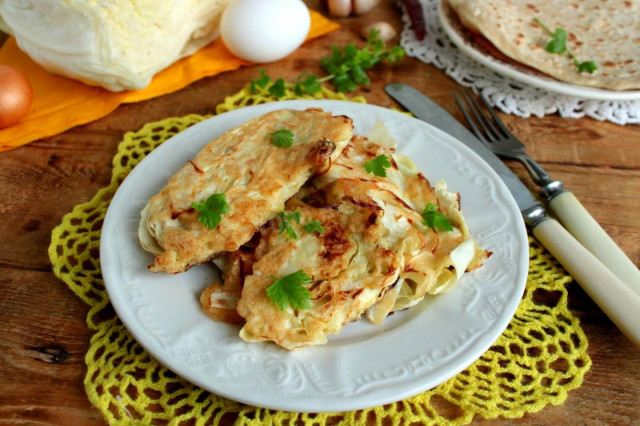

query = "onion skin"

[{"left": 0, "top": 65, "right": 33, "bottom": 129}]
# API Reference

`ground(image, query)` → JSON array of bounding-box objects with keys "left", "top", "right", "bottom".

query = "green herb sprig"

[
  {"left": 266, "top": 270, "right": 313, "bottom": 311},
  {"left": 364, "top": 154, "right": 392, "bottom": 177},
  {"left": 250, "top": 29, "right": 404, "bottom": 97},
  {"left": 303, "top": 220, "right": 325, "bottom": 234},
  {"left": 275, "top": 211, "right": 326, "bottom": 239},
  {"left": 318, "top": 29, "right": 405, "bottom": 92},
  {"left": 421, "top": 203, "right": 453, "bottom": 232},
  {"left": 191, "top": 193, "right": 229, "bottom": 230},
  {"left": 250, "top": 70, "right": 287, "bottom": 97},
  {"left": 269, "top": 129, "right": 295, "bottom": 147},
  {"left": 534, "top": 18, "right": 597, "bottom": 74},
  {"left": 276, "top": 210, "right": 302, "bottom": 240}
]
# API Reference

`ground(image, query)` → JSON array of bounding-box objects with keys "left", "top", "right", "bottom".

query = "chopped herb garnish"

[
  {"left": 276, "top": 210, "right": 301, "bottom": 239},
  {"left": 364, "top": 154, "right": 392, "bottom": 177},
  {"left": 191, "top": 193, "right": 229, "bottom": 230},
  {"left": 303, "top": 220, "right": 325, "bottom": 234},
  {"left": 266, "top": 270, "right": 313, "bottom": 311},
  {"left": 576, "top": 59, "right": 598, "bottom": 74},
  {"left": 249, "top": 69, "right": 271, "bottom": 93},
  {"left": 534, "top": 18, "right": 597, "bottom": 74},
  {"left": 294, "top": 72, "right": 322, "bottom": 96},
  {"left": 269, "top": 129, "right": 295, "bottom": 147},
  {"left": 421, "top": 203, "right": 453, "bottom": 232},
  {"left": 269, "top": 78, "right": 286, "bottom": 98}
]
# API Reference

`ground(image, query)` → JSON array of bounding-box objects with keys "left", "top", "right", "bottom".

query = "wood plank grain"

[{"left": 0, "top": 269, "right": 104, "bottom": 424}]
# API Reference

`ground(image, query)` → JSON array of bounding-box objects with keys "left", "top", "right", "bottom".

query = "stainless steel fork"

[
  {"left": 453, "top": 89, "right": 561, "bottom": 195},
  {"left": 454, "top": 88, "right": 640, "bottom": 295}
]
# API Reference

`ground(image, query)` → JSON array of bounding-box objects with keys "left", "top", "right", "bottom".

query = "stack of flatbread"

[
  {"left": 445, "top": 0, "right": 640, "bottom": 91},
  {"left": 139, "top": 108, "right": 489, "bottom": 350}
]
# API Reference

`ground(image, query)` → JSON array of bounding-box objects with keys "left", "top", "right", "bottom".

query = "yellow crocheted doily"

[{"left": 49, "top": 83, "right": 591, "bottom": 425}]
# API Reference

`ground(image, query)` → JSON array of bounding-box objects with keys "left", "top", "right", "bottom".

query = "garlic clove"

[
  {"left": 361, "top": 21, "right": 396, "bottom": 42},
  {"left": 327, "top": 0, "right": 352, "bottom": 17},
  {"left": 353, "top": 0, "right": 380, "bottom": 15}
]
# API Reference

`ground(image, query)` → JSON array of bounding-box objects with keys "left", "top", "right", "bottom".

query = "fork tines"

[{"left": 453, "top": 89, "right": 513, "bottom": 144}]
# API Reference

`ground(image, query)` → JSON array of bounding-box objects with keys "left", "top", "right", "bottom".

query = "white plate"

[
  {"left": 101, "top": 100, "right": 529, "bottom": 412},
  {"left": 437, "top": 0, "right": 640, "bottom": 101}
]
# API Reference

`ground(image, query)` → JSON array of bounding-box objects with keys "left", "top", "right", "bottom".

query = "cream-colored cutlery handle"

[
  {"left": 549, "top": 191, "right": 640, "bottom": 296},
  {"left": 533, "top": 218, "right": 640, "bottom": 347}
]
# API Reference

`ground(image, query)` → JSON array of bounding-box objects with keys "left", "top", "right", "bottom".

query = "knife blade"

[
  {"left": 385, "top": 82, "right": 640, "bottom": 346},
  {"left": 385, "top": 83, "right": 542, "bottom": 216}
]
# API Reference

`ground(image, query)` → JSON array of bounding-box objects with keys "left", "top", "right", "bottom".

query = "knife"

[
  {"left": 385, "top": 82, "right": 640, "bottom": 346},
  {"left": 464, "top": 90, "right": 640, "bottom": 298}
]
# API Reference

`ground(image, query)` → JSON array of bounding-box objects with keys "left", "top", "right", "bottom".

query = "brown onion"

[{"left": 0, "top": 65, "right": 33, "bottom": 128}]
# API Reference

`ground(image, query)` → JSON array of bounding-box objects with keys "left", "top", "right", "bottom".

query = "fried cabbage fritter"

[
  {"left": 200, "top": 129, "right": 489, "bottom": 350},
  {"left": 138, "top": 108, "right": 354, "bottom": 273}
]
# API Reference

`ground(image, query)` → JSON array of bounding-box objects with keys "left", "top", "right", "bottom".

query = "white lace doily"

[{"left": 399, "top": 0, "right": 640, "bottom": 125}]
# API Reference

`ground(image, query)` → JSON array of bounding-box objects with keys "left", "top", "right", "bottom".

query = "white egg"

[{"left": 220, "top": 0, "right": 311, "bottom": 63}]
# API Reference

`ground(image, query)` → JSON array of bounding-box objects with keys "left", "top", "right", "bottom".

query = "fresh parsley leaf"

[
  {"left": 344, "top": 43, "right": 358, "bottom": 61},
  {"left": 333, "top": 73, "right": 357, "bottom": 92},
  {"left": 355, "top": 48, "right": 377, "bottom": 69},
  {"left": 269, "top": 78, "right": 286, "bottom": 98},
  {"left": 255, "top": 69, "right": 271, "bottom": 87},
  {"left": 276, "top": 210, "right": 301, "bottom": 239},
  {"left": 269, "top": 129, "right": 294, "bottom": 147},
  {"left": 534, "top": 18, "right": 597, "bottom": 73},
  {"left": 294, "top": 73, "right": 322, "bottom": 96},
  {"left": 303, "top": 220, "right": 324, "bottom": 234},
  {"left": 250, "top": 69, "right": 271, "bottom": 93},
  {"left": 576, "top": 60, "right": 598, "bottom": 73},
  {"left": 421, "top": 203, "right": 453, "bottom": 232},
  {"left": 249, "top": 71, "right": 290, "bottom": 97},
  {"left": 290, "top": 210, "right": 302, "bottom": 223},
  {"left": 324, "top": 45, "right": 343, "bottom": 67},
  {"left": 191, "top": 193, "right": 229, "bottom": 230},
  {"left": 266, "top": 270, "right": 313, "bottom": 311},
  {"left": 385, "top": 45, "right": 405, "bottom": 63},
  {"left": 367, "top": 28, "right": 384, "bottom": 48},
  {"left": 350, "top": 65, "right": 370, "bottom": 85},
  {"left": 364, "top": 154, "right": 392, "bottom": 177},
  {"left": 320, "top": 33, "right": 404, "bottom": 93},
  {"left": 248, "top": 31, "right": 404, "bottom": 96},
  {"left": 545, "top": 28, "right": 567, "bottom": 54}
]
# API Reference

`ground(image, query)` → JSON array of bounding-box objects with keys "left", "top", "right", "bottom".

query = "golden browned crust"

[
  {"left": 200, "top": 247, "right": 256, "bottom": 325},
  {"left": 139, "top": 108, "right": 354, "bottom": 273},
  {"left": 199, "top": 129, "right": 488, "bottom": 350},
  {"left": 236, "top": 185, "right": 413, "bottom": 350},
  {"left": 446, "top": 0, "right": 640, "bottom": 90}
]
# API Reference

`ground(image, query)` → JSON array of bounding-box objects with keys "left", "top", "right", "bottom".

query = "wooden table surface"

[{"left": 1, "top": 1, "right": 638, "bottom": 424}]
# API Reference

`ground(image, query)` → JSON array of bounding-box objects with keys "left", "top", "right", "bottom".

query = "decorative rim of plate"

[
  {"left": 437, "top": 0, "right": 640, "bottom": 101},
  {"left": 101, "top": 100, "right": 529, "bottom": 412}
]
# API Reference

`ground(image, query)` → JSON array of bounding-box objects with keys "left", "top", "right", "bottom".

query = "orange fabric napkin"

[{"left": 0, "top": 10, "right": 338, "bottom": 152}]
